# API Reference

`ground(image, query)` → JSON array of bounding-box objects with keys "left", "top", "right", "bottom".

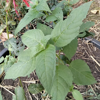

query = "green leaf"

[
  {"left": 29, "top": 0, "right": 38, "bottom": 8},
  {"left": 63, "top": 5, "right": 72, "bottom": 13},
  {"left": 0, "top": 57, "right": 4, "bottom": 63},
  {"left": 0, "top": 24, "right": 6, "bottom": 34},
  {"left": 72, "top": 90, "right": 83, "bottom": 100},
  {"left": 69, "top": 0, "right": 80, "bottom": 5},
  {"left": 0, "top": 21, "right": 12, "bottom": 34},
  {"left": 78, "top": 32, "right": 86, "bottom": 38},
  {"left": 36, "top": 0, "right": 51, "bottom": 13},
  {"left": 78, "top": 31, "right": 95, "bottom": 38},
  {"left": 63, "top": 38, "right": 78, "bottom": 60},
  {"left": 46, "top": 7, "right": 63, "bottom": 22},
  {"left": 85, "top": 31, "right": 95, "bottom": 37},
  {"left": 56, "top": 0, "right": 66, "bottom": 8},
  {"left": 0, "top": 91, "right": 2, "bottom": 100},
  {"left": 12, "top": 95, "right": 16, "bottom": 100},
  {"left": 5, "top": 49, "right": 36, "bottom": 79},
  {"left": 4, "top": 38, "right": 17, "bottom": 51},
  {"left": 3, "top": 56, "right": 16, "bottom": 70},
  {"left": 79, "top": 21, "right": 95, "bottom": 32},
  {"left": 4, "top": 38, "right": 25, "bottom": 56},
  {"left": 37, "top": 23, "right": 52, "bottom": 35},
  {"left": 28, "top": 83, "right": 44, "bottom": 94},
  {"left": 0, "top": 65, "right": 4, "bottom": 75},
  {"left": 22, "top": 29, "right": 51, "bottom": 56},
  {"left": 18, "top": 49, "right": 32, "bottom": 62},
  {"left": 14, "top": 9, "right": 44, "bottom": 35},
  {"left": 36, "top": 44, "right": 56, "bottom": 93},
  {"left": 36, "top": 23, "right": 54, "bottom": 44},
  {"left": 65, "top": 0, "right": 80, "bottom": 5},
  {"left": 51, "top": 65, "right": 73, "bottom": 100},
  {"left": 15, "top": 86, "right": 25, "bottom": 100},
  {"left": 69, "top": 59, "right": 96, "bottom": 85},
  {"left": 0, "top": 56, "right": 16, "bottom": 75},
  {"left": 51, "top": 1, "right": 92, "bottom": 47}
]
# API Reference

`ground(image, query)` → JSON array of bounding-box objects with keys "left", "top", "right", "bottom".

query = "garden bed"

[{"left": 0, "top": 38, "right": 100, "bottom": 100}]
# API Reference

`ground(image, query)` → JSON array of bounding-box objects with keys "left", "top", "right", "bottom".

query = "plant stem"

[
  {"left": 56, "top": 54, "right": 64, "bottom": 65},
  {"left": 6, "top": 13, "right": 9, "bottom": 39},
  {"left": 44, "top": 11, "right": 49, "bottom": 16},
  {"left": 19, "top": 77, "right": 27, "bottom": 100},
  {"left": 19, "top": 77, "right": 23, "bottom": 87},
  {"left": 6, "top": 12, "right": 11, "bottom": 55}
]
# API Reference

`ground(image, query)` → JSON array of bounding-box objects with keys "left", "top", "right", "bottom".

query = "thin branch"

[
  {"left": 0, "top": 85, "right": 15, "bottom": 96},
  {"left": 90, "top": 56, "right": 100, "bottom": 67}
]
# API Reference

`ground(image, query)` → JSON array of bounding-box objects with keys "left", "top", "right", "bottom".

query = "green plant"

[{"left": 0, "top": 0, "right": 97, "bottom": 100}]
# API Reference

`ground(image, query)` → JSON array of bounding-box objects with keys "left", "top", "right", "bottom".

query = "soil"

[
  {"left": 0, "top": 72, "right": 42, "bottom": 100},
  {"left": 0, "top": 0, "right": 100, "bottom": 100}
]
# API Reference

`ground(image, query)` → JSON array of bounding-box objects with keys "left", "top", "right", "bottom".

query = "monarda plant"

[{"left": 0, "top": 0, "right": 96, "bottom": 100}]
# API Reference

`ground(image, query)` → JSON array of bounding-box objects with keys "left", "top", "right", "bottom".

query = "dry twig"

[{"left": 0, "top": 84, "right": 15, "bottom": 95}]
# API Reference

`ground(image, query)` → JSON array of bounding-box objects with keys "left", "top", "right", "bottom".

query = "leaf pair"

[
  {"left": 22, "top": 29, "right": 51, "bottom": 56},
  {"left": 46, "top": 7, "right": 63, "bottom": 22}
]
